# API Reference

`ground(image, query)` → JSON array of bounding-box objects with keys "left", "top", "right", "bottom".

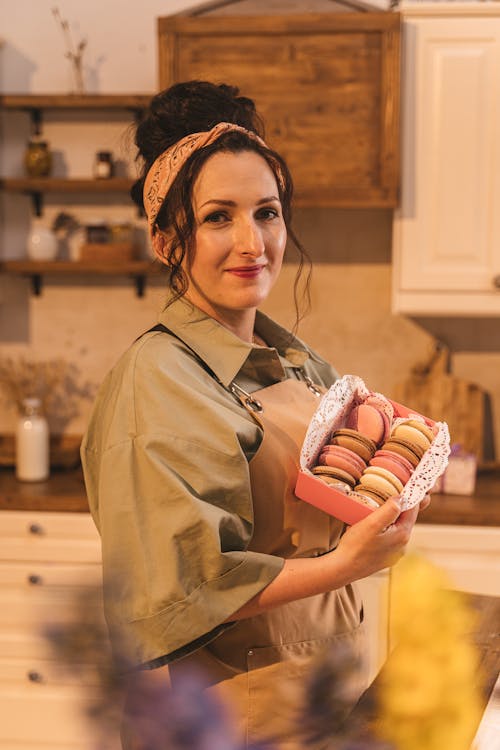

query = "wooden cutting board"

[{"left": 393, "top": 343, "right": 486, "bottom": 462}]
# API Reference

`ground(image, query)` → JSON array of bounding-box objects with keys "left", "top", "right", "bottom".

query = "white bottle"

[{"left": 15, "top": 398, "right": 49, "bottom": 482}]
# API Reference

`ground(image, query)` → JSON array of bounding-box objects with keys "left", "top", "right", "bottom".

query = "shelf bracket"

[
  {"left": 29, "top": 191, "right": 44, "bottom": 217},
  {"left": 28, "top": 108, "right": 43, "bottom": 136},
  {"left": 30, "top": 274, "right": 43, "bottom": 296},
  {"left": 134, "top": 274, "right": 146, "bottom": 297}
]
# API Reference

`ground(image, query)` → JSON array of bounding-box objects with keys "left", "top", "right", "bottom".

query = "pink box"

[{"left": 295, "top": 394, "right": 441, "bottom": 526}]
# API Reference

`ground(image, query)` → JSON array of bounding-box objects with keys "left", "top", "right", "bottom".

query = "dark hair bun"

[{"left": 135, "top": 80, "right": 263, "bottom": 166}]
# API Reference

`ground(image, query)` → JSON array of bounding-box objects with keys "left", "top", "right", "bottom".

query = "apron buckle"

[
  {"left": 303, "top": 375, "right": 322, "bottom": 397},
  {"left": 230, "top": 383, "right": 264, "bottom": 413}
]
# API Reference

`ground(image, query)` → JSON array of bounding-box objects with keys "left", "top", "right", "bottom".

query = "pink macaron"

[
  {"left": 345, "top": 403, "right": 390, "bottom": 446},
  {"left": 369, "top": 449, "right": 414, "bottom": 486},
  {"left": 319, "top": 444, "right": 366, "bottom": 481}
]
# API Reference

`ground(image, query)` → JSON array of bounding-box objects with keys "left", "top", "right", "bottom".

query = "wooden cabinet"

[
  {"left": 392, "top": 2, "right": 500, "bottom": 315},
  {"left": 158, "top": 10, "right": 401, "bottom": 207},
  {"left": 0, "top": 510, "right": 119, "bottom": 750}
]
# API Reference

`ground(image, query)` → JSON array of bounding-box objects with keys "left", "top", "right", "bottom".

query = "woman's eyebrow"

[{"left": 199, "top": 196, "right": 280, "bottom": 209}]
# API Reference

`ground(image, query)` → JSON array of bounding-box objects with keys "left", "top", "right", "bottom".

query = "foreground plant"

[{"left": 376, "top": 554, "right": 482, "bottom": 750}]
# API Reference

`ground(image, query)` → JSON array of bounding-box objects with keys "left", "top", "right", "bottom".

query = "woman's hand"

[
  {"left": 333, "top": 498, "right": 420, "bottom": 583},
  {"left": 419, "top": 493, "right": 431, "bottom": 512}
]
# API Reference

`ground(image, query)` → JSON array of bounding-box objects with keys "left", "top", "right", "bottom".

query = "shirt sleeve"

[{"left": 81, "top": 334, "right": 284, "bottom": 668}]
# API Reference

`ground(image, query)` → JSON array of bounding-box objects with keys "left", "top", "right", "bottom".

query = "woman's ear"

[{"left": 151, "top": 231, "right": 172, "bottom": 265}]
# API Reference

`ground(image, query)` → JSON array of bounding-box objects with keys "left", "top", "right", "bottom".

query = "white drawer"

[
  {"left": 0, "top": 511, "right": 101, "bottom": 563},
  {"left": 0, "top": 677, "right": 120, "bottom": 748},
  {"left": 0, "top": 656, "right": 100, "bottom": 687},
  {"left": 0, "top": 562, "right": 104, "bottom": 633}
]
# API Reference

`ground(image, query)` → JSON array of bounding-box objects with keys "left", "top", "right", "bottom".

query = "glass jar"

[
  {"left": 24, "top": 139, "right": 52, "bottom": 178},
  {"left": 94, "top": 151, "right": 114, "bottom": 179},
  {"left": 15, "top": 397, "right": 49, "bottom": 482},
  {"left": 109, "top": 220, "right": 133, "bottom": 244}
]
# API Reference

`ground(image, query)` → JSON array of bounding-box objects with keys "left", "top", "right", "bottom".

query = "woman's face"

[{"left": 185, "top": 150, "right": 287, "bottom": 339}]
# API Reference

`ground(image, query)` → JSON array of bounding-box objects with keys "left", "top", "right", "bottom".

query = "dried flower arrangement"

[
  {"left": 52, "top": 6, "right": 87, "bottom": 94},
  {"left": 0, "top": 354, "right": 96, "bottom": 430}
]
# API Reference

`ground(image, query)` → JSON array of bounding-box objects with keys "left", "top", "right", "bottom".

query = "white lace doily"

[{"left": 300, "top": 374, "right": 451, "bottom": 511}]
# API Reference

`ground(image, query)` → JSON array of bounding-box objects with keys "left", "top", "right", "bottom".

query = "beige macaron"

[
  {"left": 362, "top": 465, "right": 404, "bottom": 494},
  {"left": 391, "top": 421, "right": 433, "bottom": 453}
]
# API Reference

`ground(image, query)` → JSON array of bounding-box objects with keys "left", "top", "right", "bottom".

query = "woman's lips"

[{"left": 226, "top": 265, "right": 266, "bottom": 278}]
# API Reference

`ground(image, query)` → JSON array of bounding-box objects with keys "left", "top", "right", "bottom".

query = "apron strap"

[{"left": 139, "top": 323, "right": 264, "bottom": 412}]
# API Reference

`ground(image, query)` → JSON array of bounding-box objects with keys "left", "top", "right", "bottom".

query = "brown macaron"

[
  {"left": 312, "top": 465, "right": 356, "bottom": 489},
  {"left": 353, "top": 485, "right": 390, "bottom": 506},
  {"left": 350, "top": 490, "right": 382, "bottom": 510},
  {"left": 330, "top": 428, "right": 377, "bottom": 463},
  {"left": 381, "top": 436, "right": 424, "bottom": 468}
]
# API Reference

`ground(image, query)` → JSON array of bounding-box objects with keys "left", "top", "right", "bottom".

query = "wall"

[{"left": 0, "top": 0, "right": 498, "bottom": 460}]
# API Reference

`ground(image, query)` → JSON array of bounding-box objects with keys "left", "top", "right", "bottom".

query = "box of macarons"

[{"left": 295, "top": 375, "right": 451, "bottom": 525}]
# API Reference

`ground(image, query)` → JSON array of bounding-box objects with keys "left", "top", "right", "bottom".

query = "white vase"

[{"left": 27, "top": 220, "right": 58, "bottom": 261}]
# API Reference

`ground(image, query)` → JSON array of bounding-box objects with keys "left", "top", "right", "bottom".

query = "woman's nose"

[{"left": 233, "top": 219, "right": 265, "bottom": 256}]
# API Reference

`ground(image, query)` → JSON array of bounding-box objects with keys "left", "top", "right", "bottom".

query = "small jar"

[
  {"left": 94, "top": 151, "right": 114, "bottom": 179},
  {"left": 85, "top": 220, "right": 110, "bottom": 244},
  {"left": 24, "top": 139, "right": 52, "bottom": 178},
  {"left": 109, "top": 221, "right": 133, "bottom": 244},
  {"left": 15, "top": 397, "right": 49, "bottom": 482}
]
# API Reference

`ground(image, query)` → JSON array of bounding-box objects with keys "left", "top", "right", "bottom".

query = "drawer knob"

[
  {"left": 493, "top": 274, "right": 500, "bottom": 289},
  {"left": 28, "top": 574, "right": 43, "bottom": 585},
  {"left": 28, "top": 523, "right": 45, "bottom": 535},
  {"left": 27, "top": 670, "right": 44, "bottom": 683}
]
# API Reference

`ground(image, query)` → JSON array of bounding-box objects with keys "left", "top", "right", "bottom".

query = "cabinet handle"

[
  {"left": 28, "top": 574, "right": 43, "bottom": 585},
  {"left": 28, "top": 523, "right": 45, "bottom": 535},
  {"left": 493, "top": 275, "right": 500, "bottom": 289},
  {"left": 27, "top": 670, "right": 44, "bottom": 683}
]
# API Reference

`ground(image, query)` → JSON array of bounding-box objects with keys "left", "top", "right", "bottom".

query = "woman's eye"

[
  {"left": 257, "top": 207, "right": 280, "bottom": 221},
  {"left": 203, "top": 211, "right": 229, "bottom": 224}
]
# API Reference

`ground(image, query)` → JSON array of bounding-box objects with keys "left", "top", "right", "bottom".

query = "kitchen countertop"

[
  {"left": 0, "top": 466, "right": 89, "bottom": 512},
  {"left": 0, "top": 466, "right": 499, "bottom": 524}
]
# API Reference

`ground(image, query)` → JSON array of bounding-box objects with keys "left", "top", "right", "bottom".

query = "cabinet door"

[
  {"left": 408, "top": 523, "right": 500, "bottom": 597},
  {"left": 356, "top": 569, "right": 390, "bottom": 685},
  {"left": 393, "top": 14, "right": 500, "bottom": 314}
]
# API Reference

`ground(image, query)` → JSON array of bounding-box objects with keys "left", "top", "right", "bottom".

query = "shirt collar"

[{"left": 157, "top": 296, "right": 311, "bottom": 388}]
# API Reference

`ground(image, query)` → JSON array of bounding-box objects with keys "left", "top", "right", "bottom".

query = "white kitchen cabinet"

[
  {"left": 0, "top": 511, "right": 120, "bottom": 750},
  {"left": 357, "top": 569, "right": 390, "bottom": 685},
  {"left": 392, "top": 2, "right": 500, "bottom": 315},
  {"left": 407, "top": 523, "right": 500, "bottom": 598}
]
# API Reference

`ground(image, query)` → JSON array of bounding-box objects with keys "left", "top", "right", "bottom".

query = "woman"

[{"left": 81, "top": 81, "right": 425, "bottom": 749}]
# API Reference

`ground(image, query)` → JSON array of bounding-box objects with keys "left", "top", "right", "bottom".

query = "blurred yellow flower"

[{"left": 376, "top": 554, "right": 483, "bottom": 750}]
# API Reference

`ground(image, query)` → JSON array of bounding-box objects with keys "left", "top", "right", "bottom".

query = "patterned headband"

[{"left": 143, "top": 122, "right": 283, "bottom": 237}]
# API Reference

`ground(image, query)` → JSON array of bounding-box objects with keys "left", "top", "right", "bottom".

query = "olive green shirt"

[{"left": 81, "top": 297, "right": 338, "bottom": 668}]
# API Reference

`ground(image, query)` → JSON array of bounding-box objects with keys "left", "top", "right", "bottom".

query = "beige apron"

[{"left": 168, "top": 378, "right": 367, "bottom": 749}]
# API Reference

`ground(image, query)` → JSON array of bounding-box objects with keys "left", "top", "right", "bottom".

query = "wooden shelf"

[
  {"left": 0, "top": 94, "right": 154, "bottom": 145},
  {"left": 0, "top": 260, "right": 166, "bottom": 297},
  {"left": 0, "top": 93, "right": 153, "bottom": 110},
  {"left": 0, "top": 177, "right": 134, "bottom": 192},
  {"left": 0, "top": 177, "right": 137, "bottom": 216}
]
